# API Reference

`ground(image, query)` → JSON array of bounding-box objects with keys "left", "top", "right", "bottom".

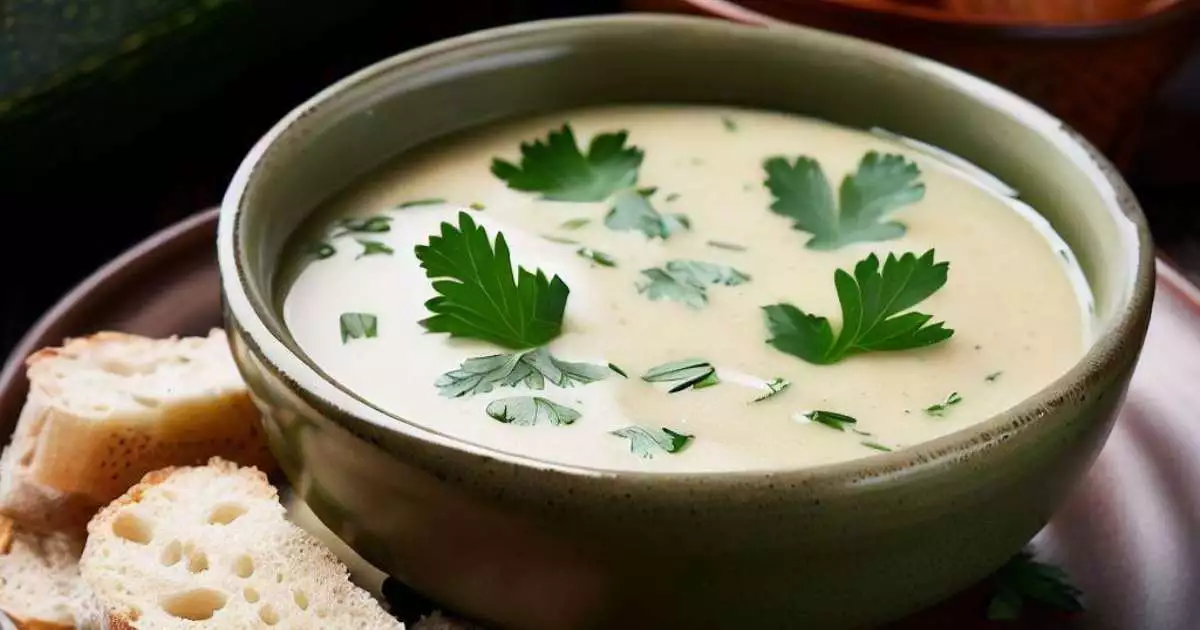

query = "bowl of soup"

[{"left": 218, "top": 15, "right": 1153, "bottom": 629}]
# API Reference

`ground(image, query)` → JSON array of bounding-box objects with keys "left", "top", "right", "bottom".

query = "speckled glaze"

[{"left": 217, "top": 16, "right": 1154, "bottom": 630}]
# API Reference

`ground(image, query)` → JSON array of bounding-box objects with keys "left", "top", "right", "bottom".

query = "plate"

[{"left": 2, "top": 209, "right": 1198, "bottom": 629}]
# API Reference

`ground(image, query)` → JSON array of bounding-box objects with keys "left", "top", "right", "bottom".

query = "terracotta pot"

[{"left": 625, "top": 0, "right": 1200, "bottom": 167}]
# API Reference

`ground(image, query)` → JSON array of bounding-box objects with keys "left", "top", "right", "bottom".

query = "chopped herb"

[
  {"left": 707, "top": 240, "right": 747, "bottom": 252},
  {"left": 798, "top": 410, "right": 857, "bottom": 432},
  {"left": 637, "top": 260, "right": 751, "bottom": 309},
  {"left": 924, "top": 392, "right": 963, "bottom": 417},
  {"left": 607, "top": 362, "right": 628, "bottom": 378},
  {"left": 852, "top": 428, "right": 873, "bottom": 437},
  {"left": 469, "top": 202, "right": 486, "bottom": 211},
  {"left": 665, "top": 193, "right": 681, "bottom": 202},
  {"left": 435, "top": 347, "right": 609, "bottom": 398},
  {"left": 355, "top": 239, "right": 394, "bottom": 259},
  {"left": 764, "top": 151, "right": 924, "bottom": 250},
  {"left": 577, "top": 247, "right": 617, "bottom": 267},
  {"left": 721, "top": 116, "right": 738, "bottom": 132},
  {"left": 334, "top": 215, "right": 392, "bottom": 235},
  {"left": 611, "top": 426, "right": 693, "bottom": 458},
  {"left": 986, "top": 371, "right": 1003, "bottom": 382},
  {"left": 637, "top": 186, "right": 658, "bottom": 197},
  {"left": 604, "top": 188, "right": 691, "bottom": 240},
  {"left": 560, "top": 217, "right": 591, "bottom": 230},
  {"left": 312, "top": 242, "right": 336, "bottom": 259},
  {"left": 541, "top": 234, "right": 580, "bottom": 245},
  {"left": 642, "top": 359, "right": 718, "bottom": 393},
  {"left": 987, "top": 550, "right": 1084, "bottom": 621},
  {"left": 415, "top": 212, "right": 568, "bottom": 349},
  {"left": 862, "top": 441, "right": 893, "bottom": 452},
  {"left": 1058, "top": 249, "right": 1070, "bottom": 262},
  {"left": 752, "top": 378, "right": 791, "bottom": 402},
  {"left": 742, "top": 183, "right": 755, "bottom": 192},
  {"left": 485, "top": 396, "right": 580, "bottom": 426},
  {"left": 764, "top": 250, "right": 952, "bottom": 365},
  {"left": 339, "top": 313, "right": 378, "bottom": 344},
  {"left": 491, "top": 124, "right": 643, "bottom": 202},
  {"left": 397, "top": 198, "right": 446, "bottom": 209}
]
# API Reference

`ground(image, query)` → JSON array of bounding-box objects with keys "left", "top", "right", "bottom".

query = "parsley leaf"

[
  {"left": 356, "top": 239, "right": 394, "bottom": 259},
  {"left": 798, "top": 410, "right": 857, "bottom": 431},
  {"left": 333, "top": 215, "right": 392, "bottom": 236},
  {"left": 764, "top": 151, "right": 924, "bottom": 250},
  {"left": 397, "top": 198, "right": 446, "bottom": 208},
  {"left": 752, "top": 377, "right": 791, "bottom": 402},
  {"left": 707, "top": 240, "right": 747, "bottom": 252},
  {"left": 638, "top": 260, "right": 751, "bottom": 309},
  {"left": 987, "top": 551, "right": 1084, "bottom": 621},
  {"left": 491, "top": 124, "right": 643, "bottom": 202},
  {"left": 541, "top": 234, "right": 579, "bottom": 245},
  {"left": 339, "top": 313, "right": 378, "bottom": 344},
  {"left": 415, "top": 212, "right": 568, "bottom": 349},
  {"left": 604, "top": 189, "right": 691, "bottom": 240},
  {"left": 436, "top": 347, "right": 611, "bottom": 398},
  {"left": 642, "top": 359, "right": 717, "bottom": 393},
  {"left": 612, "top": 426, "right": 694, "bottom": 458},
  {"left": 764, "top": 250, "right": 952, "bottom": 364},
  {"left": 485, "top": 396, "right": 581, "bottom": 426},
  {"left": 560, "top": 218, "right": 591, "bottom": 230},
  {"left": 923, "top": 392, "right": 963, "bottom": 417},
  {"left": 577, "top": 247, "right": 617, "bottom": 267}
]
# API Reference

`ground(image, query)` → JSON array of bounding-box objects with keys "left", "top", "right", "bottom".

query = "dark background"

[{"left": 0, "top": 0, "right": 1197, "bottom": 355}]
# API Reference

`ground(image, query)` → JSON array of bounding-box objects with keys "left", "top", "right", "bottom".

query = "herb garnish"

[
  {"left": 923, "top": 392, "right": 963, "bottom": 417},
  {"left": 577, "top": 248, "right": 616, "bottom": 267},
  {"left": 605, "top": 188, "right": 691, "bottom": 240},
  {"left": 355, "top": 239, "right": 394, "bottom": 259},
  {"left": 798, "top": 410, "right": 857, "bottom": 432},
  {"left": 764, "top": 151, "right": 924, "bottom": 250},
  {"left": 752, "top": 378, "right": 791, "bottom": 402},
  {"left": 469, "top": 202, "right": 485, "bottom": 211},
  {"left": 491, "top": 124, "right": 643, "bottom": 202},
  {"left": 485, "top": 397, "right": 581, "bottom": 427},
  {"left": 397, "top": 199, "right": 446, "bottom": 209},
  {"left": 642, "top": 359, "right": 718, "bottom": 393},
  {"left": 862, "top": 441, "right": 892, "bottom": 452},
  {"left": 541, "top": 235, "right": 579, "bottom": 245},
  {"left": 721, "top": 116, "right": 738, "bottom": 132},
  {"left": 312, "top": 242, "right": 336, "bottom": 260},
  {"left": 339, "top": 313, "right": 378, "bottom": 344},
  {"left": 638, "top": 260, "right": 751, "bottom": 309},
  {"left": 764, "top": 250, "right": 952, "bottom": 364},
  {"left": 611, "top": 426, "right": 694, "bottom": 458},
  {"left": 987, "top": 550, "right": 1084, "bottom": 621},
  {"left": 415, "top": 211, "right": 568, "bottom": 349},
  {"left": 333, "top": 215, "right": 392, "bottom": 236},
  {"left": 665, "top": 192, "right": 681, "bottom": 202},
  {"left": 560, "top": 218, "right": 591, "bottom": 230},
  {"left": 985, "top": 371, "right": 1003, "bottom": 382},
  {"left": 707, "top": 240, "right": 747, "bottom": 252},
  {"left": 608, "top": 363, "right": 628, "bottom": 378},
  {"left": 436, "top": 347, "right": 610, "bottom": 398}
]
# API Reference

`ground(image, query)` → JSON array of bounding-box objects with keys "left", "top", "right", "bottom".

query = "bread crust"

[{"left": 0, "top": 330, "right": 277, "bottom": 533}]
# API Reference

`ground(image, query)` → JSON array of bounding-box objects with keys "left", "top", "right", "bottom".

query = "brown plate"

[{"left": 3, "top": 209, "right": 1199, "bottom": 629}]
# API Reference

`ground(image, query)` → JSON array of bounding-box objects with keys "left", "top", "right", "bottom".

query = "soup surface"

[{"left": 282, "top": 105, "right": 1090, "bottom": 472}]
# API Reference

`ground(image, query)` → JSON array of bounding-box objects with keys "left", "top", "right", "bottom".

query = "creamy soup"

[{"left": 282, "top": 105, "right": 1091, "bottom": 472}]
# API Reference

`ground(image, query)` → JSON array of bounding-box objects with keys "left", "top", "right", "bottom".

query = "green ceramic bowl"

[{"left": 217, "top": 15, "right": 1153, "bottom": 630}]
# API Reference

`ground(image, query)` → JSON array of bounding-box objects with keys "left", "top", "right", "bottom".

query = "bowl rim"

[{"left": 218, "top": 13, "right": 1155, "bottom": 487}]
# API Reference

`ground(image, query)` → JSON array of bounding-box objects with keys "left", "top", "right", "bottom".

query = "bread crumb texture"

[
  {"left": 80, "top": 459, "right": 401, "bottom": 629},
  {"left": 0, "top": 330, "right": 276, "bottom": 531},
  {"left": 0, "top": 516, "right": 101, "bottom": 629}
]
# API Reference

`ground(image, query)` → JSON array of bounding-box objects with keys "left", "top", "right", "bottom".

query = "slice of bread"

[
  {"left": 80, "top": 458, "right": 401, "bottom": 629},
  {"left": 0, "top": 516, "right": 100, "bottom": 630},
  {"left": 0, "top": 330, "right": 275, "bottom": 532}
]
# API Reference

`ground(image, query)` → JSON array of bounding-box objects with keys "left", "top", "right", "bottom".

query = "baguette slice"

[
  {"left": 0, "top": 330, "right": 275, "bottom": 532},
  {"left": 0, "top": 516, "right": 100, "bottom": 630},
  {"left": 80, "top": 458, "right": 401, "bottom": 629}
]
